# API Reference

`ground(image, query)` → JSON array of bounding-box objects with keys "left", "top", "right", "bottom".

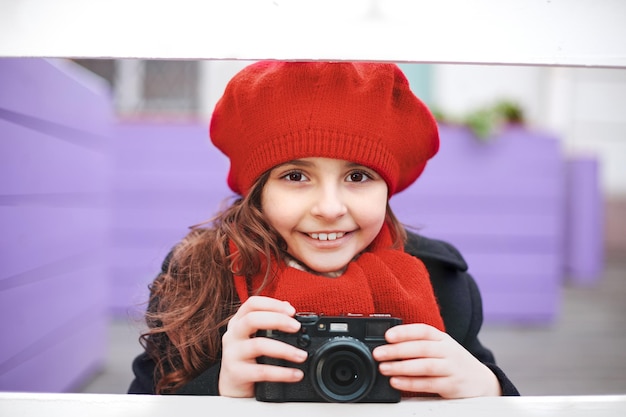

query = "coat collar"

[{"left": 404, "top": 231, "right": 468, "bottom": 272}]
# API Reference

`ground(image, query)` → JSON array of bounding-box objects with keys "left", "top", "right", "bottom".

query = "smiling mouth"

[{"left": 308, "top": 232, "right": 346, "bottom": 241}]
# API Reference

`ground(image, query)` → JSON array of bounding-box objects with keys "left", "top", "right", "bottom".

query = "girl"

[{"left": 128, "top": 61, "right": 519, "bottom": 398}]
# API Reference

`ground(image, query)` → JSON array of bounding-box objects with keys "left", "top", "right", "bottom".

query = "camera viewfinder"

[
  {"left": 365, "top": 321, "right": 391, "bottom": 340},
  {"left": 329, "top": 323, "right": 348, "bottom": 332}
]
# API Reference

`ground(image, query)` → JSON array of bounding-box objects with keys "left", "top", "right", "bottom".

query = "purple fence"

[
  {"left": 0, "top": 59, "right": 111, "bottom": 392},
  {"left": 108, "top": 121, "right": 232, "bottom": 317},
  {"left": 564, "top": 156, "right": 605, "bottom": 285},
  {"left": 391, "top": 126, "right": 566, "bottom": 323}
]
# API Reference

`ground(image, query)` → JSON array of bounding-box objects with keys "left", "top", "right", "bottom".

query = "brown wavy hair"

[{"left": 140, "top": 171, "right": 407, "bottom": 394}]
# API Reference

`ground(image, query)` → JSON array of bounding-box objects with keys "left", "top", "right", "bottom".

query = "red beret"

[{"left": 210, "top": 61, "right": 439, "bottom": 196}]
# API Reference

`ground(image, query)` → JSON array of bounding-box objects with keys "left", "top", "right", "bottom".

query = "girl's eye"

[
  {"left": 346, "top": 171, "right": 371, "bottom": 183},
  {"left": 282, "top": 171, "right": 308, "bottom": 182}
]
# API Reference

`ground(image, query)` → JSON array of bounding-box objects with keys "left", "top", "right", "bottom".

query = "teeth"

[{"left": 309, "top": 232, "right": 344, "bottom": 241}]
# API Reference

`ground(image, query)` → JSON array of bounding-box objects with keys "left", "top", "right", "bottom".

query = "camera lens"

[{"left": 310, "top": 337, "right": 376, "bottom": 402}]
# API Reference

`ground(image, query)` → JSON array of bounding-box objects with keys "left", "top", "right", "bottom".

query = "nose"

[{"left": 310, "top": 183, "right": 348, "bottom": 220}]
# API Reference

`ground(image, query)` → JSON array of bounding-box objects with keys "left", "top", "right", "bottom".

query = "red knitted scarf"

[{"left": 232, "top": 224, "right": 445, "bottom": 331}]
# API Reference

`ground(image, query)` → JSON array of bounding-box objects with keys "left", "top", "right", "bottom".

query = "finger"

[
  {"left": 239, "top": 337, "right": 308, "bottom": 364},
  {"left": 219, "top": 361, "right": 304, "bottom": 397},
  {"left": 227, "top": 310, "right": 301, "bottom": 339},
  {"left": 220, "top": 338, "right": 307, "bottom": 397},
  {"left": 384, "top": 323, "right": 445, "bottom": 343},
  {"left": 388, "top": 376, "right": 449, "bottom": 396},
  {"left": 236, "top": 309, "right": 301, "bottom": 333},
  {"left": 236, "top": 296, "right": 295, "bottom": 316},
  {"left": 231, "top": 362, "right": 305, "bottom": 384},
  {"left": 378, "top": 358, "right": 448, "bottom": 377},
  {"left": 373, "top": 339, "right": 444, "bottom": 362}
]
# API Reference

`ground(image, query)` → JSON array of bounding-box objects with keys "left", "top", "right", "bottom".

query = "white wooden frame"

[{"left": 0, "top": 0, "right": 624, "bottom": 68}]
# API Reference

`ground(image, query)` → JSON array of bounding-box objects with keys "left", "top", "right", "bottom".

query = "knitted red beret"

[{"left": 210, "top": 61, "right": 439, "bottom": 196}]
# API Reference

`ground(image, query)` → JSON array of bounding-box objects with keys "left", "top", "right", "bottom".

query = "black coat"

[{"left": 128, "top": 231, "right": 520, "bottom": 396}]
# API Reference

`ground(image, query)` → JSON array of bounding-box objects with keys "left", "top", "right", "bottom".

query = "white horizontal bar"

[{"left": 0, "top": 0, "right": 624, "bottom": 67}]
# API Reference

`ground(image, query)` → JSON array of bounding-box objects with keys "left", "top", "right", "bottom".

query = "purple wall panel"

[
  {"left": 456, "top": 254, "right": 562, "bottom": 282},
  {"left": 395, "top": 211, "right": 563, "bottom": 238},
  {"left": 404, "top": 176, "right": 564, "bottom": 198},
  {"left": 481, "top": 290, "right": 561, "bottom": 323},
  {"left": 109, "top": 269, "right": 153, "bottom": 317},
  {"left": 390, "top": 125, "right": 566, "bottom": 323},
  {"left": 0, "top": 263, "right": 107, "bottom": 365},
  {"left": 109, "top": 243, "right": 184, "bottom": 315},
  {"left": 564, "top": 157, "right": 605, "bottom": 285},
  {"left": 0, "top": 59, "right": 113, "bottom": 136},
  {"left": 0, "top": 313, "right": 107, "bottom": 392},
  {"left": 431, "top": 125, "right": 561, "bottom": 162},
  {"left": 111, "top": 123, "right": 226, "bottom": 169},
  {"left": 0, "top": 119, "right": 109, "bottom": 195},
  {"left": 0, "top": 58, "right": 111, "bottom": 392},
  {"left": 108, "top": 122, "right": 233, "bottom": 318},
  {"left": 409, "top": 127, "right": 563, "bottom": 198},
  {"left": 0, "top": 206, "right": 107, "bottom": 279}
]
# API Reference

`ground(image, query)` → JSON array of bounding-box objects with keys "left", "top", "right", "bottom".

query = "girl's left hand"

[{"left": 372, "top": 323, "right": 501, "bottom": 398}]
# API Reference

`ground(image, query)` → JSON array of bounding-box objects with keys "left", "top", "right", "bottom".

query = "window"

[{"left": 73, "top": 59, "right": 201, "bottom": 118}]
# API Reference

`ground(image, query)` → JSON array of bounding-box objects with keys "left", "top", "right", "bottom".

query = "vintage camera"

[{"left": 256, "top": 312, "right": 402, "bottom": 403}]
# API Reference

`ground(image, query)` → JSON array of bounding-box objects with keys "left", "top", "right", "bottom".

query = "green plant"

[{"left": 433, "top": 99, "right": 525, "bottom": 142}]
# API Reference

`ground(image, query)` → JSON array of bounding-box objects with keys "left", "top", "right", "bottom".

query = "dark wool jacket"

[{"left": 128, "top": 231, "right": 520, "bottom": 396}]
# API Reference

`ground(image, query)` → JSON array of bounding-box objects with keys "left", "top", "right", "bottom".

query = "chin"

[
  {"left": 304, "top": 259, "right": 350, "bottom": 275},
  {"left": 290, "top": 250, "right": 356, "bottom": 276}
]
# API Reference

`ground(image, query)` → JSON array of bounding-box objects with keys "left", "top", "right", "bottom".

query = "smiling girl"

[{"left": 128, "top": 61, "right": 519, "bottom": 399}]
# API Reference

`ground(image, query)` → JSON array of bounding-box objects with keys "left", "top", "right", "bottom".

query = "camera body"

[{"left": 256, "top": 312, "right": 402, "bottom": 403}]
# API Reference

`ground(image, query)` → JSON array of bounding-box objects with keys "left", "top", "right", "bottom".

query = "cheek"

[
  {"left": 261, "top": 189, "right": 297, "bottom": 232},
  {"left": 355, "top": 191, "right": 389, "bottom": 232},
  {"left": 372, "top": 187, "right": 390, "bottom": 218},
  {"left": 368, "top": 203, "right": 388, "bottom": 231}
]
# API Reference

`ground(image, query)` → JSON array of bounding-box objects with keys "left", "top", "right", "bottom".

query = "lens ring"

[{"left": 310, "top": 337, "right": 377, "bottom": 402}]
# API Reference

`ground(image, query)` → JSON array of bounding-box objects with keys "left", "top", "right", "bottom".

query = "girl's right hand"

[{"left": 218, "top": 296, "right": 308, "bottom": 398}]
